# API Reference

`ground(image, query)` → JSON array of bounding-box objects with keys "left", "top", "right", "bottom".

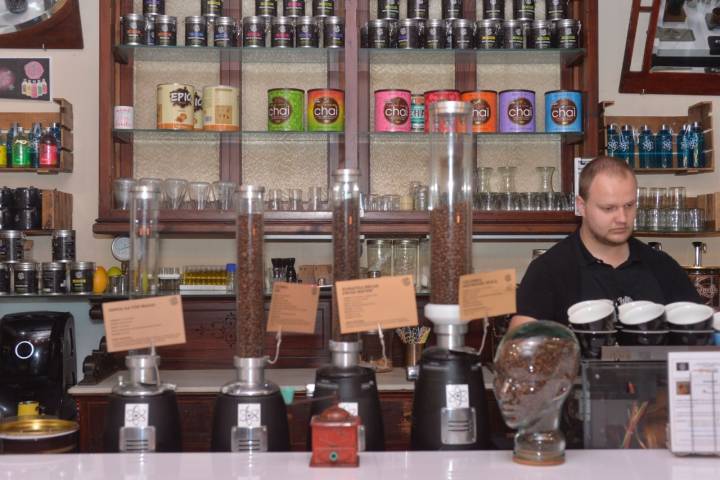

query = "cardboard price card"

[
  {"left": 459, "top": 269, "right": 517, "bottom": 321},
  {"left": 336, "top": 275, "right": 418, "bottom": 334},
  {"left": 102, "top": 295, "right": 186, "bottom": 352},
  {"left": 267, "top": 282, "right": 320, "bottom": 334}
]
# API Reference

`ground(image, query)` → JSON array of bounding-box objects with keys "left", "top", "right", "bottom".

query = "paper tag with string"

[
  {"left": 267, "top": 282, "right": 320, "bottom": 334},
  {"left": 458, "top": 269, "right": 516, "bottom": 322}
]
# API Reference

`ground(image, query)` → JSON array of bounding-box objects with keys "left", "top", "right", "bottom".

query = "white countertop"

[
  {"left": 0, "top": 450, "right": 718, "bottom": 480},
  {"left": 69, "top": 368, "right": 418, "bottom": 395}
]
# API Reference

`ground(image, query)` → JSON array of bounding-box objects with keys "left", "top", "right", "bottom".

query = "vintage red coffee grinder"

[{"left": 310, "top": 405, "right": 363, "bottom": 467}]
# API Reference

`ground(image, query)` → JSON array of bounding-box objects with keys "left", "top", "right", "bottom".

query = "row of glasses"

[
  {"left": 266, "top": 187, "right": 327, "bottom": 212},
  {"left": 113, "top": 177, "right": 238, "bottom": 210},
  {"left": 637, "top": 186, "right": 686, "bottom": 210},
  {"left": 636, "top": 207, "right": 706, "bottom": 232},
  {"left": 475, "top": 191, "right": 575, "bottom": 211}
]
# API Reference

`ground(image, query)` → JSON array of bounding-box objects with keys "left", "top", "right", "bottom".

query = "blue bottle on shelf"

[
  {"left": 638, "top": 124, "right": 654, "bottom": 169},
  {"left": 688, "top": 121, "right": 705, "bottom": 168},
  {"left": 606, "top": 123, "right": 621, "bottom": 158},
  {"left": 677, "top": 124, "right": 689, "bottom": 168},
  {"left": 619, "top": 124, "right": 636, "bottom": 167},
  {"left": 656, "top": 124, "right": 673, "bottom": 169}
]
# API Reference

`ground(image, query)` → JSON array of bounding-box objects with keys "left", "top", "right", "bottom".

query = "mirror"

[
  {"left": 0, "top": 0, "right": 82, "bottom": 49},
  {"left": 0, "top": 0, "right": 66, "bottom": 34}
]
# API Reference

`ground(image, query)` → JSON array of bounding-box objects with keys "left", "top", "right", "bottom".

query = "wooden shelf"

[
  {"left": 634, "top": 230, "right": 720, "bottom": 238},
  {"left": 634, "top": 168, "right": 713, "bottom": 175}
]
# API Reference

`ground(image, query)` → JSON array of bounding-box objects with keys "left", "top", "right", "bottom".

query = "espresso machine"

[
  {"left": 211, "top": 186, "right": 290, "bottom": 452},
  {"left": 0, "top": 311, "right": 76, "bottom": 419},
  {"left": 308, "top": 169, "right": 384, "bottom": 451},
  {"left": 408, "top": 101, "right": 490, "bottom": 450}
]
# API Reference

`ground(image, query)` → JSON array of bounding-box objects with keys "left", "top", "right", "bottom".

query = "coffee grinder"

[
  {"left": 308, "top": 169, "right": 384, "bottom": 451},
  {"left": 409, "top": 101, "right": 490, "bottom": 450},
  {"left": 211, "top": 186, "right": 290, "bottom": 452}
]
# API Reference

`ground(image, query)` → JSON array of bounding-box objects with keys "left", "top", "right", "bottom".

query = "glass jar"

[
  {"left": 393, "top": 239, "right": 419, "bottom": 288},
  {"left": 332, "top": 169, "right": 361, "bottom": 341},
  {"left": 129, "top": 185, "right": 160, "bottom": 296},
  {"left": 428, "top": 101, "right": 473, "bottom": 305},
  {"left": 236, "top": 185, "right": 266, "bottom": 358},
  {"left": 367, "top": 239, "right": 393, "bottom": 277}
]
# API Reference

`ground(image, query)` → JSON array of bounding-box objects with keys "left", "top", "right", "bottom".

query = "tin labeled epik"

[
  {"left": 268, "top": 88, "right": 304, "bottom": 132},
  {"left": 157, "top": 83, "right": 195, "bottom": 130},
  {"left": 307, "top": 89, "right": 344, "bottom": 132}
]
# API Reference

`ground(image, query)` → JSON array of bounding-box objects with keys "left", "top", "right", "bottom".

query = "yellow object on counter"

[
  {"left": 17, "top": 401, "right": 40, "bottom": 417},
  {"left": 93, "top": 266, "right": 108, "bottom": 294},
  {"left": 0, "top": 143, "right": 7, "bottom": 167}
]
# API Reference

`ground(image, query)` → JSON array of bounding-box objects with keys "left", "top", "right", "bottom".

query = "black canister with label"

[
  {"left": 546, "top": 0, "right": 568, "bottom": 20},
  {"left": 243, "top": 16, "right": 269, "bottom": 47},
  {"left": 185, "top": 16, "right": 207, "bottom": 46},
  {"left": 483, "top": 0, "right": 505, "bottom": 20},
  {"left": 143, "top": 0, "right": 164, "bottom": 15},
  {"left": 272, "top": 16, "right": 295, "bottom": 47},
  {"left": 528, "top": 19, "right": 552, "bottom": 49},
  {"left": 360, "top": 22, "right": 369, "bottom": 47},
  {"left": 407, "top": 0, "right": 429, "bottom": 19},
  {"left": 121, "top": 13, "right": 146, "bottom": 46},
  {"left": 155, "top": 15, "right": 177, "bottom": 46},
  {"left": 13, "top": 262, "right": 38, "bottom": 295},
  {"left": 13, "top": 187, "right": 41, "bottom": 209},
  {"left": 145, "top": 14, "right": 156, "bottom": 45},
  {"left": 296, "top": 16, "right": 320, "bottom": 47},
  {"left": 41, "top": 262, "right": 67, "bottom": 295},
  {"left": 444, "top": 19, "right": 454, "bottom": 49},
  {"left": 284, "top": 0, "right": 305, "bottom": 17},
  {"left": 368, "top": 19, "right": 390, "bottom": 48},
  {"left": 452, "top": 19, "right": 474, "bottom": 49},
  {"left": 378, "top": 0, "right": 400, "bottom": 20},
  {"left": 0, "top": 230, "right": 24, "bottom": 263},
  {"left": 398, "top": 19, "right": 421, "bottom": 49},
  {"left": 312, "top": 0, "right": 334, "bottom": 17},
  {"left": 214, "top": 17, "right": 236, "bottom": 47},
  {"left": 442, "top": 0, "right": 463, "bottom": 19},
  {"left": 52, "top": 230, "right": 76, "bottom": 263},
  {"left": 502, "top": 19, "right": 525, "bottom": 49},
  {"left": 554, "top": 19, "right": 581, "bottom": 48},
  {"left": 0, "top": 263, "right": 10, "bottom": 294},
  {"left": 513, "top": 0, "right": 535, "bottom": 20},
  {"left": 256, "top": 0, "right": 277, "bottom": 17},
  {"left": 425, "top": 19, "right": 446, "bottom": 49},
  {"left": 323, "top": 16, "right": 344, "bottom": 48},
  {"left": 70, "top": 262, "right": 95, "bottom": 295},
  {"left": 202, "top": 0, "right": 223, "bottom": 16},
  {"left": 13, "top": 208, "right": 40, "bottom": 231},
  {"left": 476, "top": 19, "right": 501, "bottom": 48}
]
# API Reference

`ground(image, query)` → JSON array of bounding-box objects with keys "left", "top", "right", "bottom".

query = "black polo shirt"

[{"left": 516, "top": 230, "right": 702, "bottom": 324}]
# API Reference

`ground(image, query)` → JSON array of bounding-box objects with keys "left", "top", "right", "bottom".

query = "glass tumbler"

[
  {"left": 288, "top": 188, "right": 304, "bottom": 211},
  {"left": 307, "top": 186, "right": 325, "bottom": 211},
  {"left": 164, "top": 178, "right": 187, "bottom": 210},
  {"left": 648, "top": 187, "right": 667, "bottom": 209},
  {"left": 668, "top": 186, "right": 686, "bottom": 209},
  {"left": 636, "top": 187, "right": 648, "bottom": 209},
  {"left": 139, "top": 177, "right": 165, "bottom": 207},
  {"left": 266, "top": 188, "right": 285, "bottom": 211},
  {"left": 113, "top": 178, "right": 136, "bottom": 210},
  {"left": 188, "top": 181, "right": 211, "bottom": 210},
  {"left": 685, "top": 208, "right": 706, "bottom": 232},
  {"left": 214, "top": 181, "right": 238, "bottom": 211}
]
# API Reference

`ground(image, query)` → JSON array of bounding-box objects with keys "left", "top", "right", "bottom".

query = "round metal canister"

[
  {"left": 203, "top": 85, "right": 240, "bottom": 132},
  {"left": 546, "top": 0, "right": 568, "bottom": 21},
  {"left": 407, "top": 0, "right": 429, "bottom": 19},
  {"left": 476, "top": 19, "right": 501, "bottom": 49},
  {"left": 423, "top": 89, "right": 460, "bottom": 132},
  {"left": 272, "top": 16, "right": 295, "bottom": 47},
  {"left": 284, "top": 0, "right": 305, "bottom": 17},
  {"left": 545, "top": 90, "right": 583, "bottom": 133},
  {"left": 268, "top": 88, "right": 305, "bottom": 132},
  {"left": 145, "top": 14, "right": 156, "bottom": 46},
  {"left": 185, "top": 16, "right": 207, "bottom": 47},
  {"left": 368, "top": 19, "right": 390, "bottom": 48},
  {"left": 452, "top": 19, "right": 474, "bottom": 49},
  {"left": 442, "top": 0, "right": 463, "bottom": 19},
  {"left": 214, "top": 16, "right": 236, "bottom": 47},
  {"left": 194, "top": 91, "right": 204, "bottom": 130},
  {"left": 374, "top": 89, "right": 412, "bottom": 132},
  {"left": 41, "top": 262, "right": 67, "bottom": 295},
  {"left": 156, "top": 83, "right": 195, "bottom": 130},
  {"left": 121, "top": 13, "right": 146, "bottom": 46},
  {"left": 256, "top": 0, "right": 277, "bottom": 17},
  {"left": 410, "top": 94, "right": 425, "bottom": 132},
  {"left": 513, "top": 0, "right": 535, "bottom": 20},
  {"left": 0, "top": 230, "right": 25, "bottom": 263},
  {"left": 685, "top": 267, "right": 720, "bottom": 308},
  {"left": 386, "top": 18, "right": 399, "bottom": 48},
  {"left": 483, "top": 0, "right": 505, "bottom": 20},
  {"left": 502, "top": 19, "right": 525, "bottom": 49},
  {"left": 312, "top": 0, "right": 335, "bottom": 17},
  {"left": 360, "top": 22, "right": 369, "bottom": 47},
  {"left": 52, "top": 229, "right": 76, "bottom": 263},
  {"left": 554, "top": 19, "right": 581, "bottom": 49},
  {"left": 499, "top": 89, "right": 536, "bottom": 133},
  {"left": 461, "top": 90, "right": 498, "bottom": 133},
  {"left": 398, "top": 18, "right": 420, "bottom": 49},
  {"left": 378, "top": 0, "right": 400, "bottom": 20},
  {"left": 527, "top": 19, "right": 552, "bottom": 49},
  {"left": 307, "top": 89, "right": 344, "bottom": 132},
  {"left": 243, "top": 16, "right": 269, "bottom": 47},
  {"left": 0, "top": 263, "right": 10, "bottom": 294},
  {"left": 13, "top": 187, "right": 40, "bottom": 209},
  {"left": 154, "top": 15, "right": 177, "bottom": 46},
  {"left": 202, "top": 0, "right": 224, "bottom": 16},
  {"left": 70, "top": 262, "right": 94, "bottom": 295},
  {"left": 143, "top": 0, "right": 164, "bottom": 16},
  {"left": 296, "top": 16, "right": 320, "bottom": 47},
  {"left": 13, "top": 208, "right": 40, "bottom": 230},
  {"left": 13, "top": 262, "right": 38, "bottom": 295},
  {"left": 323, "top": 16, "right": 344, "bottom": 48},
  {"left": 425, "top": 19, "right": 446, "bottom": 49}
]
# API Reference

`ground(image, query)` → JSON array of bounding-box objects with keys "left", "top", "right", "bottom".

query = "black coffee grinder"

[
  {"left": 308, "top": 169, "right": 384, "bottom": 451},
  {"left": 409, "top": 101, "right": 490, "bottom": 450},
  {"left": 211, "top": 186, "right": 290, "bottom": 452}
]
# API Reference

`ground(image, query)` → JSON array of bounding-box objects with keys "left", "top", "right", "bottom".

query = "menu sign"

[
  {"left": 336, "top": 275, "right": 418, "bottom": 333},
  {"left": 459, "top": 269, "right": 517, "bottom": 321},
  {"left": 267, "top": 282, "right": 320, "bottom": 334}
]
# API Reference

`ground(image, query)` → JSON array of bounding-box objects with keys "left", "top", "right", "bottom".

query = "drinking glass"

[
  {"left": 648, "top": 187, "right": 667, "bottom": 209},
  {"left": 414, "top": 186, "right": 429, "bottom": 211},
  {"left": 164, "top": 178, "right": 187, "bottom": 210},
  {"left": 666, "top": 208, "right": 683, "bottom": 232},
  {"left": 188, "top": 181, "right": 211, "bottom": 210},
  {"left": 213, "top": 181, "right": 237, "bottom": 211},
  {"left": 497, "top": 166, "right": 517, "bottom": 193},
  {"left": 668, "top": 186, "right": 686, "bottom": 209},
  {"left": 288, "top": 188, "right": 304, "bottom": 211},
  {"left": 139, "top": 177, "right": 165, "bottom": 206},
  {"left": 645, "top": 208, "right": 661, "bottom": 231},
  {"left": 476, "top": 167, "right": 493, "bottom": 193},
  {"left": 536, "top": 166, "right": 555, "bottom": 193},
  {"left": 634, "top": 208, "right": 647, "bottom": 231},
  {"left": 113, "top": 178, "right": 136, "bottom": 210},
  {"left": 636, "top": 187, "right": 648, "bottom": 209},
  {"left": 307, "top": 186, "right": 325, "bottom": 211},
  {"left": 684, "top": 208, "right": 706, "bottom": 232},
  {"left": 266, "top": 189, "right": 285, "bottom": 211}
]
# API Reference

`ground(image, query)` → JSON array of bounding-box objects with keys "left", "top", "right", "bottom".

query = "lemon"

[
  {"left": 107, "top": 266, "right": 123, "bottom": 278},
  {"left": 93, "top": 266, "right": 109, "bottom": 294}
]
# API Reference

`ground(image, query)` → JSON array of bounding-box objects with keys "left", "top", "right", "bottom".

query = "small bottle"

[
  {"left": 606, "top": 123, "right": 620, "bottom": 158},
  {"left": 619, "top": 124, "right": 636, "bottom": 168},
  {"left": 39, "top": 127, "right": 59, "bottom": 168},
  {"left": 50, "top": 122, "right": 62, "bottom": 150},
  {"left": 11, "top": 127, "right": 31, "bottom": 168},
  {"left": 29, "top": 122, "right": 42, "bottom": 168},
  {"left": 677, "top": 124, "right": 689, "bottom": 169},
  {"left": 689, "top": 121, "right": 705, "bottom": 168},
  {"left": 285, "top": 258, "right": 297, "bottom": 283},
  {"left": 226, "top": 263, "right": 236, "bottom": 293},
  {"left": 6, "top": 122, "right": 19, "bottom": 165},
  {"left": 637, "top": 124, "right": 654, "bottom": 169},
  {"left": 0, "top": 130, "right": 7, "bottom": 167},
  {"left": 655, "top": 124, "right": 673, "bottom": 169}
]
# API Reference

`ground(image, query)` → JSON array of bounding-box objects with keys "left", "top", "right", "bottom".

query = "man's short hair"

[{"left": 578, "top": 156, "right": 636, "bottom": 200}]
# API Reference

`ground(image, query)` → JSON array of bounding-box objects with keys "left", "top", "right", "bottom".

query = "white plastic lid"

[
  {"left": 666, "top": 303, "right": 714, "bottom": 326},
  {"left": 423, "top": 303, "right": 470, "bottom": 326},
  {"left": 619, "top": 303, "right": 665, "bottom": 326},
  {"left": 567, "top": 299, "right": 614, "bottom": 320},
  {"left": 568, "top": 302, "right": 614, "bottom": 325}
]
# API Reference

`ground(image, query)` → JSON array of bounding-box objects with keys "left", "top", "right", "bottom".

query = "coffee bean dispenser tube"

[
  {"left": 308, "top": 169, "right": 385, "bottom": 451},
  {"left": 410, "top": 101, "right": 490, "bottom": 451},
  {"left": 211, "top": 185, "right": 290, "bottom": 452}
]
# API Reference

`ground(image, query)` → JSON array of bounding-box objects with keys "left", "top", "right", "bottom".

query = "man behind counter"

[{"left": 510, "top": 156, "right": 701, "bottom": 330}]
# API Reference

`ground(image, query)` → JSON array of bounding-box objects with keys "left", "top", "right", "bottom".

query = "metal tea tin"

[
  {"left": 398, "top": 18, "right": 421, "bottom": 49},
  {"left": 202, "top": 0, "right": 224, "bottom": 16},
  {"left": 13, "top": 262, "right": 38, "bottom": 295},
  {"left": 411, "top": 94, "right": 425, "bottom": 132},
  {"left": 145, "top": 14, "right": 156, "bottom": 46},
  {"left": 256, "top": 0, "right": 277, "bottom": 17},
  {"left": 360, "top": 22, "right": 369, "bottom": 47},
  {"left": 499, "top": 89, "right": 536, "bottom": 133},
  {"left": 41, "top": 262, "right": 67, "bottom": 295},
  {"left": 545, "top": 90, "right": 582, "bottom": 133},
  {"left": 423, "top": 89, "right": 460, "bottom": 132},
  {"left": 214, "top": 16, "right": 236, "bottom": 47},
  {"left": 476, "top": 19, "right": 501, "bottom": 49},
  {"left": 444, "top": 19, "right": 454, "bottom": 50},
  {"left": 378, "top": 0, "right": 400, "bottom": 20},
  {"left": 156, "top": 83, "right": 196, "bottom": 130},
  {"left": 272, "top": 16, "right": 295, "bottom": 47},
  {"left": 243, "top": 16, "right": 269, "bottom": 47},
  {"left": 185, "top": 16, "right": 207, "bottom": 47},
  {"left": 296, "top": 16, "right": 320, "bottom": 47},
  {"left": 13, "top": 208, "right": 40, "bottom": 230},
  {"left": 554, "top": 19, "right": 581, "bottom": 49},
  {"left": 528, "top": 19, "right": 552, "bottom": 49},
  {"left": 284, "top": 0, "right": 305, "bottom": 17},
  {"left": 268, "top": 88, "right": 305, "bottom": 132},
  {"left": 513, "top": 0, "right": 535, "bottom": 20},
  {"left": 442, "top": 0, "right": 463, "bottom": 19},
  {"left": 154, "top": 15, "right": 177, "bottom": 46},
  {"left": 121, "top": 13, "right": 146, "bottom": 46},
  {"left": 70, "top": 262, "right": 95, "bottom": 295},
  {"left": 368, "top": 19, "right": 390, "bottom": 48},
  {"left": 425, "top": 19, "right": 446, "bottom": 49},
  {"left": 461, "top": 90, "right": 498, "bottom": 133},
  {"left": 307, "top": 89, "right": 344, "bottom": 132},
  {"left": 546, "top": 0, "right": 568, "bottom": 21},
  {"left": 312, "top": 0, "right": 335, "bottom": 17},
  {"left": 0, "top": 263, "right": 10, "bottom": 294},
  {"left": 502, "top": 19, "right": 525, "bottom": 49},
  {"left": 452, "top": 19, "right": 474, "bottom": 49},
  {"left": 323, "top": 16, "right": 344, "bottom": 48},
  {"left": 0, "top": 230, "right": 25, "bottom": 264},
  {"left": 203, "top": 85, "right": 240, "bottom": 132},
  {"left": 407, "top": 0, "right": 429, "bottom": 19},
  {"left": 194, "top": 91, "right": 204, "bottom": 130},
  {"left": 13, "top": 187, "right": 40, "bottom": 209},
  {"left": 483, "top": 0, "right": 505, "bottom": 20},
  {"left": 374, "top": 89, "right": 412, "bottom": 132},
  {"left": 52, "top": 229, "right": 76, "bottom": 263},
  {"left": 143, "top": 0, "right": 164, "bottom": 16}
]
